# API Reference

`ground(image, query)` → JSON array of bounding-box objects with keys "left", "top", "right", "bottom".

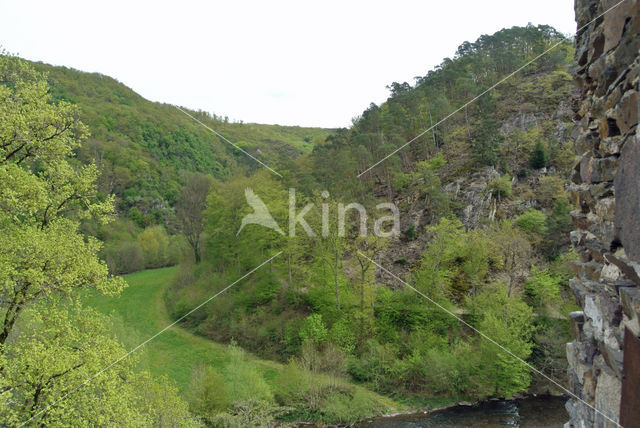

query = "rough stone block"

[
  {"left": 605, "top": 253, "right": 640, "bottom": 285},
  {"left": 615, "top": 90, "right": 638, "bottom": 134},
  {"left": 570, "top": 311, "right": 586, "bottom": 340},
  {"left": 585, "top": 156, "right": 618, "bottom": 183},
  {"left": 614, "top": 134, "right": 640, "bottom": 262},
  {"left": 603, "top": 0, "right": 630, "bottom": 52},
  {"left": 619, "top": 286, "right": 640, "bottom": 319},
  {"left": 594, "top": 368, "right": 621, "bottom": 427}
]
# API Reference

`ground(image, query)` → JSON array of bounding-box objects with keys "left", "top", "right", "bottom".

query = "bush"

[
  {"left": 543, "top": 200, "right": 572, "bottom": 259},
  {"left": 321, "top": 389, "right": 380, "bottom": 425},
  {"left": 128, "top": 206, "right": 144, "bottom": 227},
  {"left": 423, "top": 343, "right": 474, "bottom": 395},
  {"left": 346, "top": 340, "right": 398, "bottom": 390},
  {"left": 283, "top": 318, "right": 303, "bottom": 356},
  {"left": 488, "top": 174, "right": 512, "bottom": 198},
  {"left": 525, "top": 267, "right": 562, "bottom": 309},
  {"left": 536, "top": 175, "right": 566, "bottom": 208},
  {"left": 274, "top": 361, "right": 314, "bottom": 406},
  {"left": 299, "top": 314, "right": 328, "bottom": 346},
  {"left": 104, "top": 240, "right": 144, "bottom": 274},
  {"left": 403, "top": 223, "right": 417, "bottom": 241},
  {"left": 516, "top": 209, "right": 548, "bottom": 235},
  {"left": 329, "top": 319, "right": 356, "bottom": 354},
  {"left": 208, "top": 399, "right": 279, "bottom": 427},
  {"left": 225, "top": 345, "right": 274, "bottom": 404},
  {"left": 392, "top": 172, "right": 411, "bottom": 191},
  {"left": 189, "top": 365, "right": 231, "bottom": 421},
  {"left": 137, "top": 225, "right": 171, "bottom": 268}
]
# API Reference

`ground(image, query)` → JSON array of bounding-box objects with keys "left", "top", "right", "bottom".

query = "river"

[{"left": 358, "top": 396, "right": 568, "bottom": 427}]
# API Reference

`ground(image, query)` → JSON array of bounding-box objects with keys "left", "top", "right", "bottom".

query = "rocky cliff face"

[{"left": 567, "top": 0, "right": 639, "bottom": 426}]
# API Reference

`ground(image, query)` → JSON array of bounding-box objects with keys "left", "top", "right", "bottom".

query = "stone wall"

[{"left": 567, "top": 0, "right": 639, "bottom": 426}]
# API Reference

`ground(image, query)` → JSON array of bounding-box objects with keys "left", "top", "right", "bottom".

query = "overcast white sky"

[{"left": 1, "top": 0, "right": 575, "bottom": 128}]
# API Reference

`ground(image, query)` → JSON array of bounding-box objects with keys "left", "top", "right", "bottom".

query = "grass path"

[
  {"left": 84, "top": 267, "right": 282, "bottom": 392},
  {"left": 84, "top": 267, "right": 399, "bottom": 411}
]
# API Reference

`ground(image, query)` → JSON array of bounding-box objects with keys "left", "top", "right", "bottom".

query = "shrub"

[
  {"left": 536, "top": 175, "right": 567, "bottom": 208},
  {"left": 189, "top": 365, "right": 231, "bottom": 420},
  {"left": 488, "top": 174, "right": 512, "bottom": 198},
  {"left": 275, "top": 359, "right": 335, "bottom": 414},
  {"left": 104, "top": 240, "right": 144, "bottom": 274},
  {"left": 525, "top": 267, "right": 562, "bottom": 309},
  {"left": 225, "top": 345, "right": 274, "bottom": 404},
  {"left": 128, "top": 206, "right": 144, "bottom": 227},
  {"left": 299, "top": 314, "right": 328, "bottom": 346},
  {"left": 329, "top": 319, "right": 356, "bottom": 354},
  {"left": 543, "top": 200, "right": 572, "bottom": 259},
  {"left": 283, "top": 318, "right": 303, "bottom": 356},
  {"left": 392, "top": 172, "right": 411, "bottom": 191},
  {"left": 403, "top": 223, "right": 417, "bottom": 241},
  {"left": 137, "top": 225, "right": 170, "bottom": 268},
  {"left": 209, "top": 399, "right": 279, "bottom": 427},
  {"left": 516, "top": 209, "right": 548, "bottom": 235},
  {"left": 321, "top": 389, "right": 379, "bottom": 425}
]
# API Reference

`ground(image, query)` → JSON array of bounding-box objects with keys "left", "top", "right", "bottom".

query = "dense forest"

[
  {"left": 27, "top": 61, "right": 330, "bottom": 274},
  {"left": 2, "top": 23, "right": 583, "bottom": 426}
]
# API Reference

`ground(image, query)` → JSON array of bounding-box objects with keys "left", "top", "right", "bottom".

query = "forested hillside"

[
  {"left": 1, "top": 23, "right": 584, "bottom": 427},
  {"left": 162, "top": 24, "right": 582, "bottom": 423},
  {"left": 28, "top": 61, "right": 330, "bottom": 273}
]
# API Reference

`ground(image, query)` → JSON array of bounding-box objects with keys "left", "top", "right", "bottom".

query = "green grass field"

[
  {"left": 84, "top": 267, "right": 283, "bottom": 392},
  {"left": 84, "top": 267, "right": 399, "bottom": 414}
]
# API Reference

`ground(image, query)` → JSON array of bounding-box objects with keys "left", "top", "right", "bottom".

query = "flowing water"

[{"left": 358, "top": 396, "right": 568, "bottom": 428}]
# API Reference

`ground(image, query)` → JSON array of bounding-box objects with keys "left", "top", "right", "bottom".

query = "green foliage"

[
  {"left": 329, "top": 318, "right": 356, "bottom": 354},
  {"left": 190, "top": 365, "right": 231, "bottom": 419},
  {"left": 137, "top": 225, "right": 173, "bottom": 268},
  {"left": 516, "top": 209, "right": 548, "bottom": 235},
  {"left": 536, "top": 175, "right": 567, "bottom": 208},
  {"left": 543, "top": 200, "right": 572, "bottom": 259},
  {"left": 299, "top": 314, "right": 328, "bottom": 346},
  {"left": 274, "top": 360, "right": 387, "bottom": 425},
  {"left": 525, "top": 267, "right": 563, "bottom": 310},
  {"left": 225, "top": 345, "right": 274, "bottom": 405},
  {"left": 207, "top": 399, "right": 280, "bottom": 427},
  {"left": 472, "top": 95, "right": 503, "bottom": 167},
  {"left": 105, "top": 238, "right": 145, "bottom": 273},
  {"left": 488, "top": 174, "right": 512, "bottom": 198},
  {"left": 0, "top": 54, "right": 193, "bottom": 425},
  {"left": 33, "top": 61, "right": 329, "bottom": 208},
  {"left": 122, "top": 23, "right": 577, "bottom": 412},
  {"left": 470, "top": 283, "right": 535, "bottom": 398},
  {"left": 529, "top": 140, "right": 549, "bottom": 169},
  {"left": 414, "top": 217, "right": 500, "bottom": 301},
  {"left": 128, "top": 206, "right": 144, "bottom": 227},
  {"left": 1, "top": 22, "right": 584, "bottom": 422},
  {"left": 420, "top": 343, "right": 474, "bottom": 395},
  {"left": 403, "top": 223, "right": 417, "bottom": 241}
]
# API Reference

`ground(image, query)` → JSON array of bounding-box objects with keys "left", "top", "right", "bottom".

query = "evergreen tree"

[{"left": 529, "top": 139, "right": 549, "bottom": 169}]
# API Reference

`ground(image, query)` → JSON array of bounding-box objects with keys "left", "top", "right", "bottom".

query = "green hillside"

[
  {"left": 1, "top": 22, "right": 582, "bottom": 427},
  {"left": 32, "top": 60, "right": 330, "bottom": 215},
  {"left": 26, "top": 61, "right": 330, "bottom": 275},
  {"left": 84, "top": 267, "right": 400, "bottom": 425},
  {"left": 167, "top": 24, "right": 580, "bottom": 409}
]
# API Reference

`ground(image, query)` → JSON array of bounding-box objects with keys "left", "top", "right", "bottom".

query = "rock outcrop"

[{"left": 567, "top": 0, "right": 639, "bottom": 426}]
